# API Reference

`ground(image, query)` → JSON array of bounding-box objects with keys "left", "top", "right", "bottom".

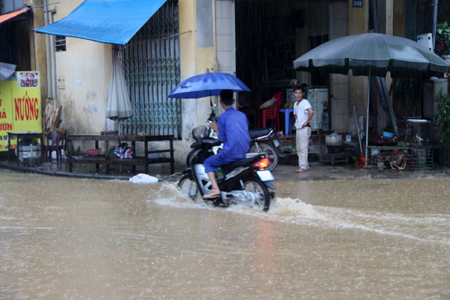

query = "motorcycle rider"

[{"left": 203, "top": 89, "right": 251, "bottom": 199}]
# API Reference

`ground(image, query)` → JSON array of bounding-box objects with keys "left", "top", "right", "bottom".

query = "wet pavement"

[
  {"left": 1, "top": 166, "right": 449, "bottom": 299},
  {"left": 2, "top": 150, "right": 450, "bottom": 299}
]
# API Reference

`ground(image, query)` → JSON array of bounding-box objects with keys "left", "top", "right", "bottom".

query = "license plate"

[
  {"left": 257, "top": 170, "right": 275, "bottom": 182},
  {"left": 274, "top": 139, "right": 280, "bottom": 147},
  {"left": 273, "top": 139, "right": 280, "bottom": 147}
]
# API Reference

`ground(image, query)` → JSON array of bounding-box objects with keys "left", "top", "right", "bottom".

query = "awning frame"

[{"left": 0, "top": 8, "right": 30, "bottom": 25}]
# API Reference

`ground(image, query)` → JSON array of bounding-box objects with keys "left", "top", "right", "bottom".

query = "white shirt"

[{"left": 293, "top": 99, "right": 312, "bottom": 129}]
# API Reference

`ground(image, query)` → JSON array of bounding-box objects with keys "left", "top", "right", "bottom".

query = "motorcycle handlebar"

[{"left": 208, "top": 112, "right": 216, "bottom": 122}]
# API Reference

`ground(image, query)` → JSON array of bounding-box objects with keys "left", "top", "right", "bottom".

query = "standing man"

[
  {"left": 293, "top": 86, "right": 314, "bottom": 173},
  {"left": 203, "top": 89, "right": 251, "bottom": 198}
]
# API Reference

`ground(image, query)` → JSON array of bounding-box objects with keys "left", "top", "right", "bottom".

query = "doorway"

[{"left": 234, "top": 0, "right": 335, "bottom": 129}]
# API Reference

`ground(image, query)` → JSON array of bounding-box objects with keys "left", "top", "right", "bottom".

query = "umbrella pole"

[
  {"left": 365, "top": 68, "right": 371, "bottom": 168},
  {"left": 118, "top": 120, "right": 122, "bottom": 173},
  {"left": 353, "top": 102, "right": 363, "bottom": 154}
]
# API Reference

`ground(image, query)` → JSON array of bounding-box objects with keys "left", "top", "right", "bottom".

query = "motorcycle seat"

[
  {"left": 249, "top": 128, "right": 273, "bottom": 139},
  {"left": 220, "top": 154, "right": 264, "bottom": 174}
]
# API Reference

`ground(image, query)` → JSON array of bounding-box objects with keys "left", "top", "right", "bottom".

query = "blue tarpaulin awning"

[{"left": 34, "top": 0, "right": 167, "bottom": 45}]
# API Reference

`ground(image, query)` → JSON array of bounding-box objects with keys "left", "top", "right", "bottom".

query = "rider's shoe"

[{"left": 203, "top": 192, "right": 221, "bottom": 199}]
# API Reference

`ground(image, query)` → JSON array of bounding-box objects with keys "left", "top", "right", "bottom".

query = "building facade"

[{"left": 2, "top": 0, "right": 445, "bottom": 170}]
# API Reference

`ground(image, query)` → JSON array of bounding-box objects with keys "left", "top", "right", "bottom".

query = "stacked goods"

[{"left": 43, "top": 98, "right": 62, "bottom": 131}]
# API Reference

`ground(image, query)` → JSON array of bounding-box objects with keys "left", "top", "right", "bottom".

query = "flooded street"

[{"left": 1, "top": 169, "right": 449, "bottom": 299}]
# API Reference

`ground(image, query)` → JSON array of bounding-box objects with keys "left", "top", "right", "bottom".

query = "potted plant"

[
  {"left": 436, "top": 22, "right": 450, "bottom": 58},
  {"left": 436, "top": 91, "right": 450, "bottom": 166}
]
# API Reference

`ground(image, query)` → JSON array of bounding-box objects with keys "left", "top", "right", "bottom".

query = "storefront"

[{"left": 233, "top": 0, "right": 349, "bottom": 133}]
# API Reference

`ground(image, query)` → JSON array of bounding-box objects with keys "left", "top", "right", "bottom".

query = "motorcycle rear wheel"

[
  {"left": 178, "top": 174, "right": 201, "bottom": 201},
  {"left": 249, "top": 143, "right": 278, "bottom": 171},
  {"left": 243, "top": 177, "right": 271, "bottom": 212}
]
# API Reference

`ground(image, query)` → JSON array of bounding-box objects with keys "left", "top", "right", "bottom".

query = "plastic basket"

[{"left": 191, "top": 126, "right": 210, "bottom": 141}]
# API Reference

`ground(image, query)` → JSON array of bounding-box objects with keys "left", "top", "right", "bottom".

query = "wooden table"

[
  {"left": 320, "top": 151, "right": 351, "bottom": 165},
  {"left": 67, "top": 134, "right": 175, "bottom": 174},
  {"left": 7, "top": 132, "right": 44, "bottom": 166}
]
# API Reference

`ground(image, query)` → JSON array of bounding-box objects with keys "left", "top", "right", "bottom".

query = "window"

[
  {"left": 1, "top": 0, "right": 24, "bottom": 14},
  {"left": 55, "top": 36, "right": 66, "bottom": 52}
]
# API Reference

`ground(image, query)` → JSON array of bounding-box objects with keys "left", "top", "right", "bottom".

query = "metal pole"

[
  {"left": 353, "top": 102, "right": 363, "bottom": 154},
  {"left": 371, "top": 0, "right": 378, "bottom": 33},
  {"left": 365, "top": 67, "right": 371, "bottom": 168},
  {"left": 371, "top": 0, "right": 398, "bottom": 137},
  {"left": 432, "top": 0, "right": 439, "bottom": 52},
  {"left": 44, "top": 0, "right": 52, "bottom": 99},
  {"left": 31, "top": 2, "right": 60, "bottom": 9},
  {"left": 51, "top": 8, "right": 57, "bottom": 100}
]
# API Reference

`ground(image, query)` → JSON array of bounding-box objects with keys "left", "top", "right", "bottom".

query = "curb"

[
  {"left": 1, "top": 163, "right": 449, "bottom": 182},
  {"left": 0, "top": 163, "right": 180, "bottom": 182}
]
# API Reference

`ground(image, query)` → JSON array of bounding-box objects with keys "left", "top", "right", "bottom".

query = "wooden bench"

[{"left": 67, "top": 134, "right": 174, "bottom": 174}]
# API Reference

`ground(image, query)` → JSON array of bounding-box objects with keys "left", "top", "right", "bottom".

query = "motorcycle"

[
  {"left": 186, "top": 119, "right": 284, "bottom": 171},
  {"left": 178, "top": 137, "right": 276, "bottom": 212},
  {"left": 248, "top": 127, "right": 285, "bottom": 171}
]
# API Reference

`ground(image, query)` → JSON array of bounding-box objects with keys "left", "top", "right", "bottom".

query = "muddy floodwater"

[{"left": 1, "top": 170, "right": 449, "bottom": 299}]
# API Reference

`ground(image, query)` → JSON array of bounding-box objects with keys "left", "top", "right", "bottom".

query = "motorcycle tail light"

[{"left": 252, "top": 158, "right": 269, "bottom": 170}]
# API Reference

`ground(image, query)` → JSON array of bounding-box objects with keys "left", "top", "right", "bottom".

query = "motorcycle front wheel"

[
  {"left": 249, "top": 142, "right": 278, "bottom": 171},
  {"left": 243, "top": 177, "right": 271, "bottom": 212},
  {"left": 185, "top": 149, "right": 201, "bottom": 168},
  {"left": 178, "top": 174, "right": 201, "bottom": 201}
]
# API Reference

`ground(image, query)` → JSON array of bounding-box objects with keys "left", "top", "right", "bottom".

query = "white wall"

[
  {"left": 52, "top": 0, "right": 113, "bottom": 135},
  {"left": 215, "top": 0, "right": 236, "bottom": 114},
  {"left": 329, "top": 2, "right": 349, "bottom": 133},
  {"left": 215, "top": 0, "right": 235, "bottom": 75},
  {"left": 56, "top": 39, "right": 112, "bottom": 134}
]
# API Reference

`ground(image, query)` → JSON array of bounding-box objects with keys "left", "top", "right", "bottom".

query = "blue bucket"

[{"left": 383, "top": 131, "right": 394, "bottom": 138}]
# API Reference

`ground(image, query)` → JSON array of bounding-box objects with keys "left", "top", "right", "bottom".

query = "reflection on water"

[{"left": 1, "top": 170, "right": 449, "bottom": 299}]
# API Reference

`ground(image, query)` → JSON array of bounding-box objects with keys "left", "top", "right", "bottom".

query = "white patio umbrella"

[
  {"left": 106, "top": 49, "right": 133, "bottom": 171},
  {"left": 106, "top": 49, "right": 133, "bottom": 121}
]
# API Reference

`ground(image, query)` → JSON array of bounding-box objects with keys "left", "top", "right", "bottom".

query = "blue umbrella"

[{"left": 168, "top": 72, "right": 251, "bottom": 99}]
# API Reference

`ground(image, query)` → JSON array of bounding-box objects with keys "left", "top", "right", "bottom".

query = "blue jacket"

[{"left": 217, "top": 107, "right": 250, "bottom": 159}]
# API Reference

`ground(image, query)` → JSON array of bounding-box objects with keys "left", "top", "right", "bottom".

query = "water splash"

[
  {"left": 150, "top": 182, "right": 213, "bottom": 210},
  {"left": 157, "top": 182, "right": 450, "bottom": 244}
]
